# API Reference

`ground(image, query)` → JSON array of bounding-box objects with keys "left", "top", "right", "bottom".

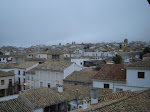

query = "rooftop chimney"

[
  {"left": 58, "top": 85, "right": 63, "bottom": 93},
  {"left": 91, "top": 88, "right": 98, "bottom": 104}
]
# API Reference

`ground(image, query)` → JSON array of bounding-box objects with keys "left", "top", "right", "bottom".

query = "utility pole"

[{"left": 76, "top": 89, "right": 79, "bottom": 109}]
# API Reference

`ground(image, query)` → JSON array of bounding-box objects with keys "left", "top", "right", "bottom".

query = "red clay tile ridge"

[{"left": 93, "top": 64, "right": 126, "bottom": 82}]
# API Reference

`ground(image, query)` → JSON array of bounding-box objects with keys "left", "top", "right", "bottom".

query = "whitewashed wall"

[
  {"left": 34, "top": 108, "right": 43, "bottom": 112},
  {"left": 64, "top": 63, "right": 82, "bottom": 78},
  {"left": 0, "top": 75, "right": 14, "bottom": 90},
  {"left": 35, "top": 70, "right": 64, "bottom": 88},
  {"left": 71, "top": 59, "right": 89, "bottom": 67},
  {"left": 93, "top": 68, "right": 150, "bottom": 92},
  {"left": 14, "top": 63, "right": 39, "bottom": 90},
  {"left": 126, "top": 69, "right": 150, "bottom": 88},
  {"left": 36, "top": 54, "right": 47, "bottom": 60}
]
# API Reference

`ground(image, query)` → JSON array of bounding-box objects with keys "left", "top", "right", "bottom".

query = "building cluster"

[{"left": 0, "top": 39, "right": 150, "bottom": 112}]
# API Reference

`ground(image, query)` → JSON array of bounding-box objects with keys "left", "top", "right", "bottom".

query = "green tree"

[
  {"left": 140, "top": 47, "right": 150, "bottom": 59},
  {"left": 112, "top": 54, "right": 122, "bottom": 64},
  {"left": 44, "top": 48, "right": 48, "bottom": 51},
  {"left": 0, "top": 51, "right": 3, "bottom": 55},
  {"left": 94, "top": 65, "right": 101, "bottom": 71}
]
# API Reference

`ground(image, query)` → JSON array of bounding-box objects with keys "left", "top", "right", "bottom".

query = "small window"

[
  {"left": 40, "top": 82, "right": 43, "bottom": 87},
  {"left": 23, "top": 71, "right": 26, "bottom": 75},
  {"left": 18, "top": 70, "right": 20, "bottom": 75},
  {"left": 55, "top": 72, "right": 59, "bottom": 81},
  {"left": 31, "top": 76, "right": 34, "bottom": 81},
  {"left": 1, "top": 80, "right": 4, "bottom": 85},
  {"left": 138, "top": 72, "right": 145, "bottom": 78},
  {"left": 9, "top": 79, "right": 12, "bottom": 83},
  {"left": 48, "top": 83, "right": 51, "bottom": 88},
  {"left": 9, "top": 79, "right": 12, "bottom": 87},
  {"left": 47, "top": 71, "right": 51, "bottom": 80},
  {"left": 23, "top": 78, "right": 25, "bottom": 83},
  {"left": 104, "top": 84, "right": 109, "bottom": 88}
]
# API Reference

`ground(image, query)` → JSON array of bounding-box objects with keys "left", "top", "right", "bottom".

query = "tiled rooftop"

[
  {"left": 36, "top": 61, "right": 73, "bottom": 71},
  {"left": 0, "top": 63, "right": 18, "bottom": 69},
  {"left": 52, "top": 85, "right": 112, "bottom": 101},
  {"left": 70, "top": 90, "right": 145, "bottom": 112},
  {"left": 25, "top": 58, "right": 46, "bottom": 61},
  {"left": 26, "top": 68, "right": 36, "bottom": 74},
  {"left": 98, "top": 91, "right": 136, "bottom": 103},
  {"left": 47, "top": 50, "right": 63, "bottom": 55},
  {"left": 0, "top": 98, "right": 32, "bottom": 112},
  {"left": 125, "top": 60, "right": 150, "bottom": 69},
  {"left": 0, "top": 70, "right": 14, "bottom": 77},
  {"left": 90, "top": 89, "right": 150, "bottom": 112},
  {"left": 93, "top": 64, "right": 126, "bottom": 82},
  {"left": 64, "top": 70, "right": 98, "bottom": 83},
  {"left": 15, "top": 61, "right": 38, "bottom": 69},
  {"left": 19, "top": 88, "right": 66, "bottom": 109},
  {"left": 143, "top": 53, "right": 150, "bottom": 57},
  {"left": 104, "top": 57, "right": 113, "bottom": 62}
]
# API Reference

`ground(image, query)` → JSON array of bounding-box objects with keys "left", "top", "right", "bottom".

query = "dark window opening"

[
  {"left": 74, "top": 83, "right": 78, "bottom": 85},
  {"left": 52, "top": 55, "right": 60, "bottom": 59},
  {"left": 18, "top": 70, "right": 20, "bottom": 75},
  {"left": 138, "top": 72, "right": 145, "bottom": 78},
  {"left": 23, "top": 71, "right": 26, "bottom": 75},
  {"left": 23, "top": 78, "right": 25, "bottom": 83},
  {"left": 48, "top": 83, "right": 51, "bottom": 88},
  {"left": 9, "top": 79, "right": 12, "bottom": 87},
  {"left": 18, "top": 77, "right": 20, "bottom": 85},
  {"left": 104, "top": 84, "right": 109, "bottom": 88},
  {"left": 1, "top": 80, "right": 4, "bottom": 85}
]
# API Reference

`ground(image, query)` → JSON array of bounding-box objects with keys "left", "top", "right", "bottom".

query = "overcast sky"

[{"left": 0, "top": 0, "right": 150, "bottom": 47}]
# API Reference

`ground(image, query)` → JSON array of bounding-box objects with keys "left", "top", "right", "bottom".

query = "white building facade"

[
  {"left": 34, "top": 63, "right": 82, "bottom": 89},
  {"left": 14, "top": 62, "right": 39, "bottom": 92},
  {"left": 93, "top": 63, "right": 150, "bottom": 92}
]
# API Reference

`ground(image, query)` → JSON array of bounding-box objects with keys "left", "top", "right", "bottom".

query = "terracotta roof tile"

[
  {"left": 0, "top": 70, "right": 14, "bottom": 77},
  {"left": 26, "top": 68, "right": 36, "bottom": 74},
  {"left": 70, "top": 90, "right": 146, "bottom": 112},
  {"left": 125, "top": 60, "right": 150, "bottom": 69},
  {"left": 104, "top": 58, "right": 113, "bottom": 62},
  {"left": 64, "top": 70, "right": 98, "bottom": 83},
  {"left": 19, "top": 88, "right": 66, "bottom": 109},
  {"left": 47, "top": 50, "right": 63, "bottom": 55},
  {"left": 0, "top": 63, "right": 18, "bottom": 69},
  {"left": 93, "top": 64, "right": 126, "bottom": 82},
  {"left": 90, "top": 89, "right": 150, "bottom": 112},
  {"left": 36, "top": 61, "right": 73, "bottom": 71},
  {"left": 52, "top": 85, "right": 112, "bottom": 101},
  {"left": 15, "top": 61, "right": 38, "bottom": 69},
  {"left": 0, "top": 98, "right": 32, "bottom": 112},
  {"left": 25, "top": 58, "right": 46, "bottom": 61}
]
